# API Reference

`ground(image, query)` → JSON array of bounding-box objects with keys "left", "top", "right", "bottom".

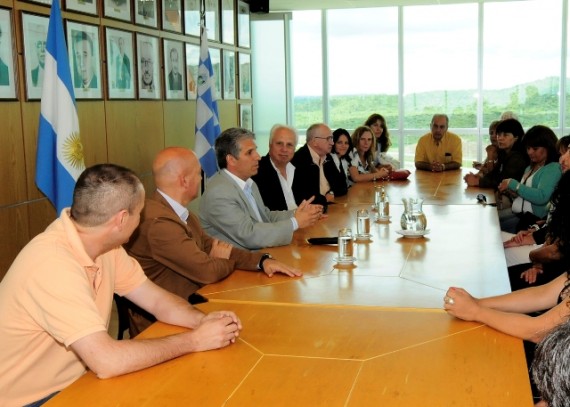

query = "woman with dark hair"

[
  {"left": 365, "top": 113, "right": 400, "bottom": 170},
  {"left": 498, "top": 125, "right": 561, "bottom": 233},
  {"left": 331, "top": 128, "right": 353, "bottom": 187},
  {"left": 464, "top": 118, "right": 528, "bottom": 191},
  {"left": 348, "top": 126, "right": 390, "bottom": 183}
]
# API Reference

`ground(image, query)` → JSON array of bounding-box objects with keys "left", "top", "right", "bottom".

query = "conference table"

[{"left": 48, "top": 169, "right": 533, "bottom": 406}]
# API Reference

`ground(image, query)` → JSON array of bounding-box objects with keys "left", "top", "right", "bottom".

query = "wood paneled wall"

[{"left": 0, "top": 0, "right": 241, "bottom": 280}]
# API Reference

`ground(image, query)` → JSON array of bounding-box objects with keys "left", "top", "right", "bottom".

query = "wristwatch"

[{"left": 258, "top": 253, "right": 273, "bottom": 270}]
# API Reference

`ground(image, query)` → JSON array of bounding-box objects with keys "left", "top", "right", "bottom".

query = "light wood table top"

[
  {"left": 343, "top": 168, "right": 495, "bottom": 205},
  {"left": 49, "top": 168, "right": 532, "bottom": 406},
  {"left": 48, "top": 302, "right": 531, "bottom": 407}
]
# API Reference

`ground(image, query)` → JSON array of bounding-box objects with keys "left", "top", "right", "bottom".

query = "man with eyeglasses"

[
  {"left": 140, "top": 41, "right": 154, "bottom": 92},
  {"left": 415, "top": 114, "right": 462, "bottom": 172},
  {"left": 291, "top": 122, "right": 348, "bottom": 207}
]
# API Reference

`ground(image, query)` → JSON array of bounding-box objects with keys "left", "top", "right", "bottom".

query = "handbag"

[{"left": 389, "top": 169, "right": 411, "bottom": 180}]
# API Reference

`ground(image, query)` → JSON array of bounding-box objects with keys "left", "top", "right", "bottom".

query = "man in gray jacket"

[{"left": 199, "top": 128, "right": 323, "bottom": 250}]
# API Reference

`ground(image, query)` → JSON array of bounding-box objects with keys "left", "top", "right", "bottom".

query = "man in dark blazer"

[
  {"left": 291, "top": 123, "right": 348, "bottom": 207},
  {"left": 124, "top": 147, "right": 301, "bottom": 336},
  {"left": 252, "top": 124, "right": 298, "bottom": 211}
]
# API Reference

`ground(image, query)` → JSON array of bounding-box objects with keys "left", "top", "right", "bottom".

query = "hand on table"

[
  {"left": 463, "top": 172, "right": 480, "bottom": 187},
  {"left": 261, "top": 258, "right": 302, "bottom": 278},
  {"left": 503, "top": 230, "right": 535, "bottom": 248},
  {"left": 295, "top": 196, "right": 323, "bottom": 228},
  {"left": 521, "top": 266, "right": 543, "bottom": 284},
  {"left": 431, "top": 161, "right": 445, "bottom": 172},
  {"left": 443, "top": 287, "right": 480, "bottom": 321},
  {"left": 195, "top": 311, "right": 242, "bottom": 348}
]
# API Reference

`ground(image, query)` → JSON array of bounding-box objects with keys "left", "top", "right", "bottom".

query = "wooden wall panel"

[
  {"left": 21, "top": 102, "right": 42, "bottom": 200},
  {"left": 77, "top": 102, "right": 108, "bottom": 166},
  {"left": 0, "top": 206, "right": 29, "bottom": 281},
  {"left": 163, "top": 101, "right": 195, "bottom": 148},
  {"left": 0, "top": 102, "right": 27, "bottom": 206},
  {"left": 106, "top": 101, "right": 164, "bottom": 174}
]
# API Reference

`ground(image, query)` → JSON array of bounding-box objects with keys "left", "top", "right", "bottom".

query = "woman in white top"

[
  {"left": 348, "top": 126, "right": 390, "bottom": 183},
  {"left": 331, "top": 128, "right": 353, "bottom": 187},
  {"left": 365, "top": 113, "right": 400, "bottom": 170}
]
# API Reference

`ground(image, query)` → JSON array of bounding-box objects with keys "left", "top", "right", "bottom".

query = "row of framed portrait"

[
  {"left": 29, "top": 0, "right": 250, "bottom": 48},
  {"left": 0, "top": 8, "right": 252, "bottom": 101}
]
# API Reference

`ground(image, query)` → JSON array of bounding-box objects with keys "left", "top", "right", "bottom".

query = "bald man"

[{"left": 124, "top": 147, "right": 301, "bottom": 336}]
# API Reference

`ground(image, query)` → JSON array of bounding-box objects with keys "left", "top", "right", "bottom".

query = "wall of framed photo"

[{"left": 0, "top": 0, "right": 255, "bottom": 281}]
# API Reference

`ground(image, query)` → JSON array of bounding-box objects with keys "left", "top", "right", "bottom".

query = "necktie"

[{"left": 244, "top": 184, "right": 263, "bottom": 222}]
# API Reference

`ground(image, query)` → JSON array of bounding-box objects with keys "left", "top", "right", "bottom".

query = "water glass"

[
  {"left": 356, "top": 209, "right": 371, "bottom": 238},
  {"left": 338, "top": 228, "right": 354, "bottom": 261},
  {"left": 374, "top": 186, "right": 383, "bottom": 209}
]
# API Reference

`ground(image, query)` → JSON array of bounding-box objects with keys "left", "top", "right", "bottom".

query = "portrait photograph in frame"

[
  {"left": 238, "top": 52, "right": 251, "bottom": 99},
  {"left": 163, "top": 39, "right": 185, "bottom": 100},
  {"left": 65, "top": 0, "right": 98, "bottom": 16},
  {"left": 221, "top": 0, "right": 235, "bottom": 45},
  {"left": 240, "top": 103, "right": 252, "bottom": 131},
  {"left": 22, "top": 13, "right": 49, "bottom": 100},
  {"left": 66, "top": 21, "right": 102, "bottom": 99},
  {"left": 237, "top": 0, "right": 249, "bottom": 48},
  {"left": 162, "top": 0, "right": 182, "bottom": 33},
  {"left": 185, "top": 42, "right": 199, "bottom": 100},
  {"left": 205, "top": 0, "right": 220, "bottom": 42},
  {"left": 104, "top": 0, "right": 132, "bottom": 22},
  {"left": 183, "top": 0, "right": 199, "bottom": 37},
  {"left": 209, "top": 47, "right": 221, "bottom": 98},
  {"left": 137, "top": 33, "right": 161, "bottom": 99},
  {"left": 135, "top": 0, "right": 157, "bottom": 28},
  {"left": 0, "top": 8, "right": 17, "bottom": 99},
  {"left": 105, "top": 27, "right": 135, "bottom": 99},
  {"left": 222, "top": 49, "right": 235, "bottom": 100}
]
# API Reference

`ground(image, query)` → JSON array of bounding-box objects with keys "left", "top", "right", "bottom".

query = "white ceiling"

[{"left": 268, "top": 0, "right": 511, "bottom": 12}]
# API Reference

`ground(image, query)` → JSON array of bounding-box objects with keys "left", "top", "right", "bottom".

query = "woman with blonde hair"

[{"left": 348, "top": 126, "right": 390, "bottom": 183}]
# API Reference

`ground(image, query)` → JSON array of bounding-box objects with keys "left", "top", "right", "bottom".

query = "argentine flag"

[
  {"left": 35, "top": 0, "right": 85, "bottom": 215},
  {"left": 194, "top": 25, "right": 221, "bottom": 178}
]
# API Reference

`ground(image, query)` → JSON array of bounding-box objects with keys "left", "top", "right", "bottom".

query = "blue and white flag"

[
  {"left": 35, "top": 0, "right": 85, "bottom": 215},
  {"left": 194, "top": 25, "right": 221, "bottom": 178}
]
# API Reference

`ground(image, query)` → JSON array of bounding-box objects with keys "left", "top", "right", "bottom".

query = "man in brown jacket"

[{"left": 124, "top": 147, "right": 301, "bottom": 336}]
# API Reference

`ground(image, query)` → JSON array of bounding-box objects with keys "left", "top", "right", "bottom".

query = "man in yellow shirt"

[{"left": 415, "top": 114, "right": 462, "bottom": 172}]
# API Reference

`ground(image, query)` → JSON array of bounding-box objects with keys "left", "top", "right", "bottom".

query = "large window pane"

[
  {"left": 327, "top": 7, "right": 399, "bottom": 133},
  {"left": 251, "top": 18, "right": 287, "bottom": 154},
  {"left": 403, "top": 4, "right": 478, "bottom": 167},
  {"left": 291, "top": 11, "right": 323, "bottom": 132},
  {"left": 484, "top": 0, "right": 561, "bottom": 128}
]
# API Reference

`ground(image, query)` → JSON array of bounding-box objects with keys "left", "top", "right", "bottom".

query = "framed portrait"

[
  {"left": 25, "top": 0, "right": 52, "bottom": 5},
  {"left": 104, "top": 0, "right": 132, "bottom": 22},
  {"left": 66, "top": 21, "right": 102, "bottom": 99},
  {"left": 0, "top": 9, "right": 17, "bottom": 99},
  {"left": 183, "top": 0, "right": 199, "bottom": 37},
  {"left": 65, "top": 0, "right": 98, "bottom": 16},
  {"left": 240, "top": 103, "right": 252, "bottom": 131},
  {"left": 185, "top": 42, "right": 199, "bottom": 100},
  {"left": 209, "top": 47, "right": 221, "bottom": 98},
  {"left": 135, "top": 0, "right": 157, "bottom": 28},
  {"left": 222, "top": 50, "right": 235, "bottom": 100},
  {"left": 237, "top": 0, "right": 250, "bottom": 48},
  {"left": 22, "top": 13, "right": 49, "bottom": 100},
  {"left": 205, "top": 0, "right": 220, "bottom": 42},
  {"left": 163, "top": 39, "right": 185, "bottom": 100},
  {"left": 238, "top": 52, "right": 251, "bottom": 99},
  {"left": 105, "top": 28, "right": 135, "bottom": 99},
  {"left": 221, "top": 0, "right": 235, "bottom": 45},
  {"left": 162, "top": 0, "right": 182, "bottom": 33},
  {"left": 137, "top": 33, "right": 161, "bottom": 99}
]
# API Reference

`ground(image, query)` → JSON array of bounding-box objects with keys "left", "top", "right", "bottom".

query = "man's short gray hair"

[
  {"left": 215, "top": 127, "right": 255, "bottom": 169},
  {"left": 269, "top": 124, "right": 298, "bottom": 146}
]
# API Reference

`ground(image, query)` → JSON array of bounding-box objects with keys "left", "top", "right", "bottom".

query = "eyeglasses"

[{"left": 314, "top": 136, "right": 333, "bottom": 142}]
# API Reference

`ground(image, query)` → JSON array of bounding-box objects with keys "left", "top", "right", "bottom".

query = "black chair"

[{"left": 113, "top": 294, "right": 130, "bottom": 340}]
